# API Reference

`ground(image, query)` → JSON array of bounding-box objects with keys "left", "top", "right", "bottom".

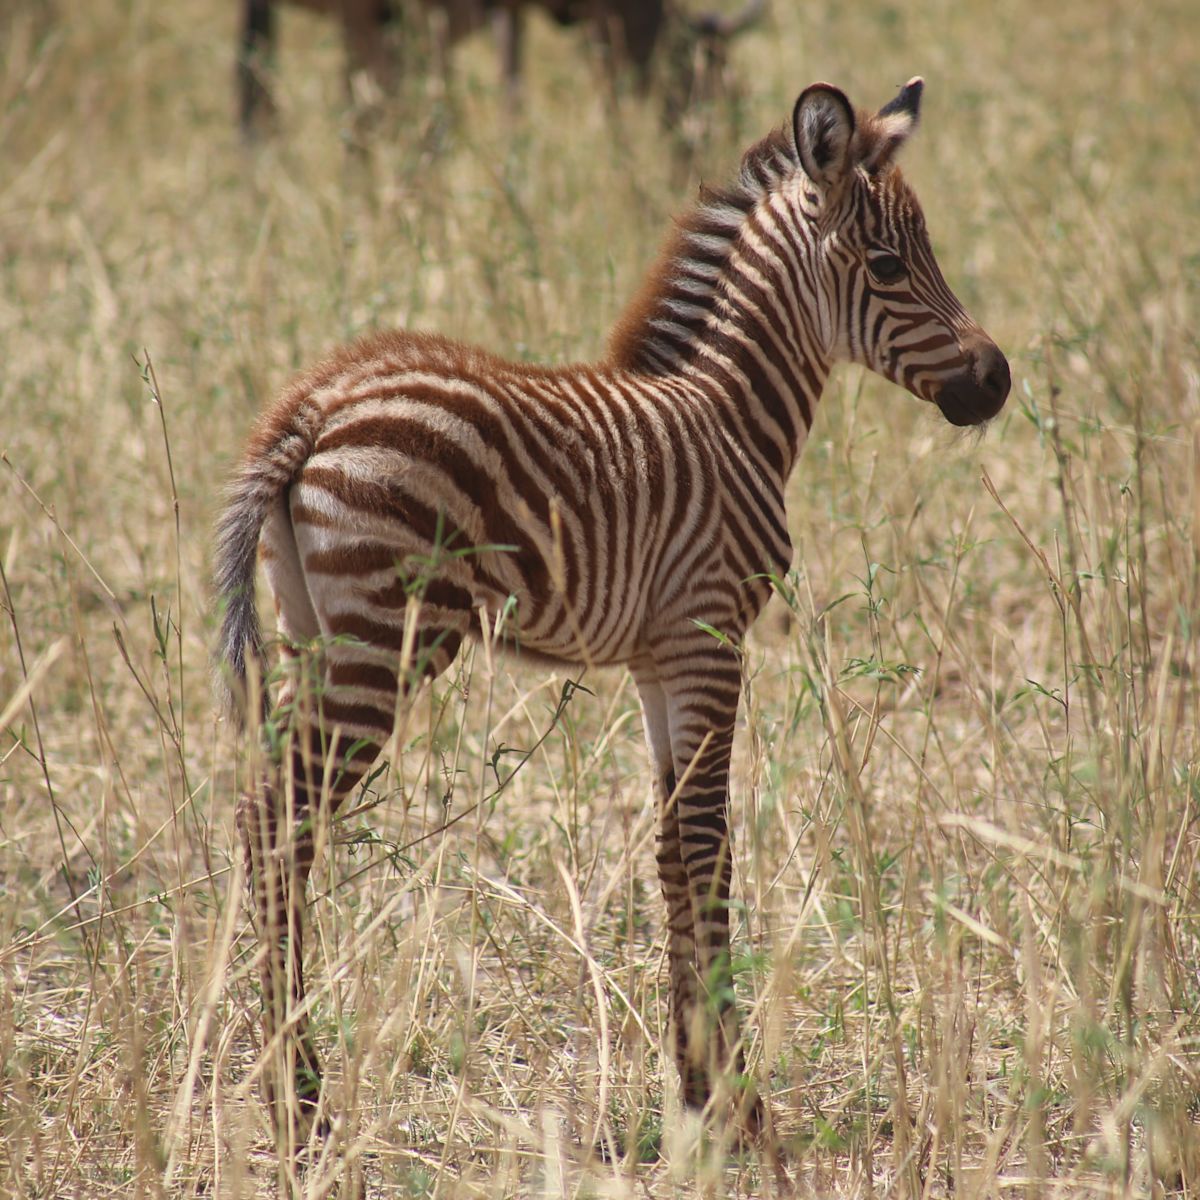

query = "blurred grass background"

[{"left": 1, "top": 0, "right": 1198, "bottom": 1195}]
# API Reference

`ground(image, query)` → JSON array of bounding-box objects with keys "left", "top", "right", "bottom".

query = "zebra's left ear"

[
  {"left": 793, "top": 83, "right": 856, "bottom": 191},
  {"left": 858, "top": 76, "right": 923, "bottom": 174}
]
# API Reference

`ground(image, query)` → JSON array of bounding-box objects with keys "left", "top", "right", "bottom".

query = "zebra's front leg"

[
  {"left": 635, "top": 668, "right": 709, "bottom": 1106},
  {"left": 658, "top": 780, "right": 715, "bottom": 1107},
  {"left": 653, "top": 645, "right": 763, "bottom": 1134},
  {"left": 677, "top": 742, "right": 760, "bottom": 1127}
]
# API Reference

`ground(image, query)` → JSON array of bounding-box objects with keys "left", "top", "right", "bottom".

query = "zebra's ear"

[
  {"left": 859, "top": 76, "right": 923, "bottom": 174},
  {"left": 793, "top": 84, "right": 856, "bottom": 191}
]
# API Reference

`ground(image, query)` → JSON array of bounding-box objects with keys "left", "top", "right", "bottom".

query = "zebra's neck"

[{"left": 606, "top": 127, "right": 831, "bottom": 483}]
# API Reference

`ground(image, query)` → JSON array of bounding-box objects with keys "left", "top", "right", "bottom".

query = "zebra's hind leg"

[
  {"left": 239, "top": 661, "right": 389, "bottom": 1164},
  {"left": 239, "top": 623, "right": 464, "bottom": 1163}
]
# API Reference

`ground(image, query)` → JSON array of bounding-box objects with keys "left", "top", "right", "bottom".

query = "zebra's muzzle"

[{"left": 934, "top": 335, "right": 1010, "bottom": 427}]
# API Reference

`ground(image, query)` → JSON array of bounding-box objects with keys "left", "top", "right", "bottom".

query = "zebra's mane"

[{"left": 606, "top": 124, "right": 799, "bottom": 375}]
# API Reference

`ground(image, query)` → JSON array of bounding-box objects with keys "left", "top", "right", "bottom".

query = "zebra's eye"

[{"left": 868, "top": 252, "right": 907, "bottom": 284}]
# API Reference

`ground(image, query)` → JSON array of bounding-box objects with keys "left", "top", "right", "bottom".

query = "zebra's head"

[{"left": 792, "top": 78, "right": 1010, "bottom": 427}]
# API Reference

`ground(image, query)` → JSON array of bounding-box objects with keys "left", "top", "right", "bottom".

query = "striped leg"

[
  {"left": 239, "top": 591, "right": 465, "bottom": 1157},
  {"left": 653, "top": 637, "right": 762, "bottom": 1132},
  {"left": 237, "top": 666, "right": 381, "bottom": 1159},
  {"left": 634, "top": 666, "right": 707, "bottom": 1108}
]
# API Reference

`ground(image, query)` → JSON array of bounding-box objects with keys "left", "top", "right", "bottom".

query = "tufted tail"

[{"left": 212, "top": 394, "right": 319, "bottom": 722}]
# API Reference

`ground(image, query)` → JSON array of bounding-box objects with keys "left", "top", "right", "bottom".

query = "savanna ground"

[{"left": 2, "top": 0, "right": 1198, "bottom": 1195}]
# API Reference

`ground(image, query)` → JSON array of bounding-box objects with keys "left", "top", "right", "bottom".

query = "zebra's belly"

[{"left": 464, "top": 570, "right": 650, "bottom": 668}]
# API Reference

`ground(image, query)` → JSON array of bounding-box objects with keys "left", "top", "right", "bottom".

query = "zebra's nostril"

[
  {"left": 976, "top": 343, "right": 1011, "bottom": 405},
  {"left": 983, "top": 353, "right": 1010, "bottom": 402}
]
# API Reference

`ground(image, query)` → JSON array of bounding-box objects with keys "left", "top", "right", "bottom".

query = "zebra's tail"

[{"left": 213, "top": 393, "right": 321, "bottom": 723}]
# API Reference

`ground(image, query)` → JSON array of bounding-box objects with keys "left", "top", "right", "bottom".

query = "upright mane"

[{"left": 605, "top": 124, "right": 799, "bottom": 375}]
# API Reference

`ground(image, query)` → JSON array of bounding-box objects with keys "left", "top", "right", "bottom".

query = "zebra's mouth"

[{"left": 936, "top": 384, "right": 1004, "bottom": 426}]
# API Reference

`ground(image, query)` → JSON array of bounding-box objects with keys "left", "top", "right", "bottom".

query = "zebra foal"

[{"left": 216, "top": 76, "right": 1009, "bottom": 1159}]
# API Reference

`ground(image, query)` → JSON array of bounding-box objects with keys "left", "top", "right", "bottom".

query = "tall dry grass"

[{"left": 1, "top": 0, "right": 1197, "bottom": 1195}]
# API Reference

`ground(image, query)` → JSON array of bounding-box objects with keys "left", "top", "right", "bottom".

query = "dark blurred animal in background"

[{"left": 236, "top": 0, "right": 766, "bottom": 141}]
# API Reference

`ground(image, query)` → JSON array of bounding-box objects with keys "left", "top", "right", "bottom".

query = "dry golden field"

[{"left": 2, "top": 1, "right": 1198, "bottom": 1196}]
